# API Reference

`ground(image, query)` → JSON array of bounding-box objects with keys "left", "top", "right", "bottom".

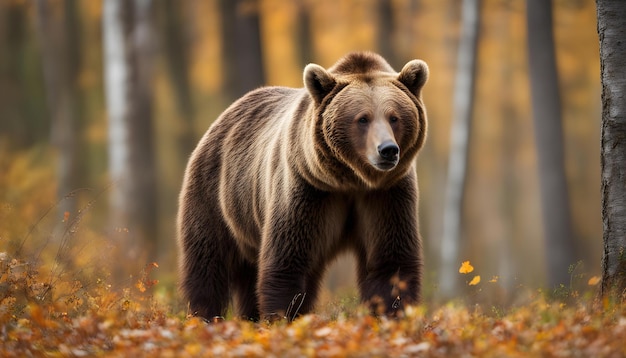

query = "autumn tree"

[
  {"left": 34, "top": 0, "right": 83, "bottom": 221},
  {"left": 219, "top": 0, "right": 265, "bottom": 100},
  {"left": 377, "top": 0, "right": 397, "bottom": 68},
  {"left": 157, "top": 0, "right": 196, "bottom": 160},
  {"left": 526, "top": 0, "right": 576, "bottom": 288},
  {"left": 0, "top": 2, "right": 49, "bottom": 148},
  {"left": 597, "top": 0, "right": 626, "bottom": 298},
  {"left": 296, "top": 0, "right": 313, "bottom": 67},
  {"left": 103, "top": 0, "right": 158, "bottom": 264},
  {"left": 440, "top": 0, "right": 481, "bottom": 298}
]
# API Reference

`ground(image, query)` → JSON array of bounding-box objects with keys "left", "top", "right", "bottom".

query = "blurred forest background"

[{"left": 0, "top": 0, "right": 601, "bottom": 303}]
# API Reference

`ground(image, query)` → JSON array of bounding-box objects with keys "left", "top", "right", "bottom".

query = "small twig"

[
  {"left": 392, "top": 295, "right": 401, "bottom": 309},
  {"left": 285, "top": 292, "right": 306, "bottom": 322},
  {"left": 42, "top": 186, "right": 110, "bottom": 301},
  {"left": 15, "top": 190, "right": 75, "bottom": 257}
]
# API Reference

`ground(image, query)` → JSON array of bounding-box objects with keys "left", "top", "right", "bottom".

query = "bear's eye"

[
  {"left": 358, "top": 117, "right": 369, "bottom": 125},
  {"left": 390, "top": 116, "right": 399, "bottom": 123}
]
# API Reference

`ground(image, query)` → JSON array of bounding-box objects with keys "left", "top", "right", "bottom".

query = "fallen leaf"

[
  {"left": 588, "top": 276, "right": 601, "bottom": 286},
  {"left": 315, "top": 326, "right": 333, "bottom": 337},
  {"left": 459, "top": 261, "right": 474, "bottom": 274}
]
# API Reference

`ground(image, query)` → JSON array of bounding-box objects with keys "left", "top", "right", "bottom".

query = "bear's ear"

[
  {"left": 304, "top": 64, "right": 337, "bottom": 104},
  {"left": 397, "top": 59, "right": 429, "bottom": 97}
]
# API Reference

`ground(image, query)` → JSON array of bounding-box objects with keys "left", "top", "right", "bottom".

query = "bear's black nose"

[{"left": 378, "top": 141, "right": 399, "bottom": 161}]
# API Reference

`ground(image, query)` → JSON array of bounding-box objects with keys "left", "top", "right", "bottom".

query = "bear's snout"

[
  {"left": 378, "top": 141, "right": 399, "bottom": 162},
  {"left": 369, "top": 139, "right": 399, "bottom": 171}
]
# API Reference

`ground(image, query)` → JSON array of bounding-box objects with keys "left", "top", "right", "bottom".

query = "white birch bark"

[
  {"left": 440, "top": 0, "right": 481, "bottom": 298},
  {"left": 103, "top": 0, "right": 130, "bottom": 230},
  {"left": 103, "top": 0, "right": 157, "bottom": 263},
  {"left": 597, "top": 0, "right": 626, "bottom": 297}
]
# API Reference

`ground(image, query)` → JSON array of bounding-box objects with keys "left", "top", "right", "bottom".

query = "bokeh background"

[{"left": 0, "top": 0, "right": 600, "bottom": 304}]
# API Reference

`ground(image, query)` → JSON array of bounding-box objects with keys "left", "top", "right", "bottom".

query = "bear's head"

[{"left": 304, "top": 52, "right": 428, "bottom": 189}]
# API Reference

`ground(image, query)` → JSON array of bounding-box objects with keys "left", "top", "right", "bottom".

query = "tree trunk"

[
  {"left": 158, "top": 0, "right": 196, "bottom": 160},
  {"left": 296, "top": 0, "right": 313, "bottom": 67},
  {"left": 1, "top": 2, "right": 50, "bottom": 148},
  {"left": 527, "top": 0, "right": 576, "bottom": 288},
  {"left": 34, "top": 0, "right": 82, "bottom": 223},
  {"left": 377, "top": 0, "right": 397, "bottom": 68},
  {"left": 219, "top": 0, "right": 265, "bottom": 100},
  {"left": 103, "top": 0, "right": 158, "bottom": 265},
  {"left": 440, "top": 0, "right": 481, "bottom": 299},
  {"left": 597, "top": 0, "right": 626, "bottom": 298}
]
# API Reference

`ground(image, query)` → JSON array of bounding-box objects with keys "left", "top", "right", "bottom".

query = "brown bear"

[{"left": 177, "top": 52, "right": 428, "bottom": 321}]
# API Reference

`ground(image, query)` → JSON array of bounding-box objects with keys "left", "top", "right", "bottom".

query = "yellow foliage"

[
  {"left": 0, "top": 248, "right": 620, "bottom": 357},
  {"left": 189, "top": 0, "right": 223, "bottom": 93}
]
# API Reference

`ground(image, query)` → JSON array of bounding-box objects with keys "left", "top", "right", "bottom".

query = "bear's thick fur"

[{"left": 177, "top": 52, "right": 428, "bottom": 321}]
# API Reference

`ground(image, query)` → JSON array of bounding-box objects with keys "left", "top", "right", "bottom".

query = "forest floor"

[
  {"left": 1, "top": 249, "right": 625, "bottom": 357},
  {"left": 0, "top": 164, "right": 622, "bottom": 357}
]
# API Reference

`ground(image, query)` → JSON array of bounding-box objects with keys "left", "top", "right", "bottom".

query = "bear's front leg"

[
  {"left": 257, "top": 253, "right": 311, "bottom": 322},
  {"left": 356, "top": 175, "right": 422, "bottom": 316},
  {"left": 256, "top": 189, "right": 327, "bottom": 322}
]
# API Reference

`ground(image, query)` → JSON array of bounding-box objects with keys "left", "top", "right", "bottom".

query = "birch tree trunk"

[
  {"left": 527, "top": 0, "right": 576, "bottom": 288},
  {"left": 103, "top": 0, "right": 158, "bottom": 264},
  {"left": 440, "top": 0, "right": 481, "bottom": 298},
  {"left": 597, "top": 0, "right": 626, "bottom": 298}
]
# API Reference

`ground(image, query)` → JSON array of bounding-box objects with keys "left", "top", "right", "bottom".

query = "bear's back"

[
  {"left": 218, "top": 86, "right": 305, "bottom": 133},
  {"left": 200, "top": 86, "right": 308, "bottom": 165},
  {"left": 194, "top": 85, "right": 310, "bottom": 251}
]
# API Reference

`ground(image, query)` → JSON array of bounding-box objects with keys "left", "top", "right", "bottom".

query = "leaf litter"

[{"left": 1, "top": 254, "right": 625, "bottom": 357}]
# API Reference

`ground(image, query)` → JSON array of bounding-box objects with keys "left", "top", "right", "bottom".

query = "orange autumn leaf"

[
  {"left": 28, "top": 303, "right": 46, "bottom": 326},
  {"left": 588, "top": 276, "right": 601, "bottom": 286},
  {"left": 136, "top": 262, "right": 160, "bottom": 292},
  {"left": 469, "top": 275, "right": 481, "bottom": 286},
  {"left": 459, "top": 261, "right": 474, "bottom": 274}
]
